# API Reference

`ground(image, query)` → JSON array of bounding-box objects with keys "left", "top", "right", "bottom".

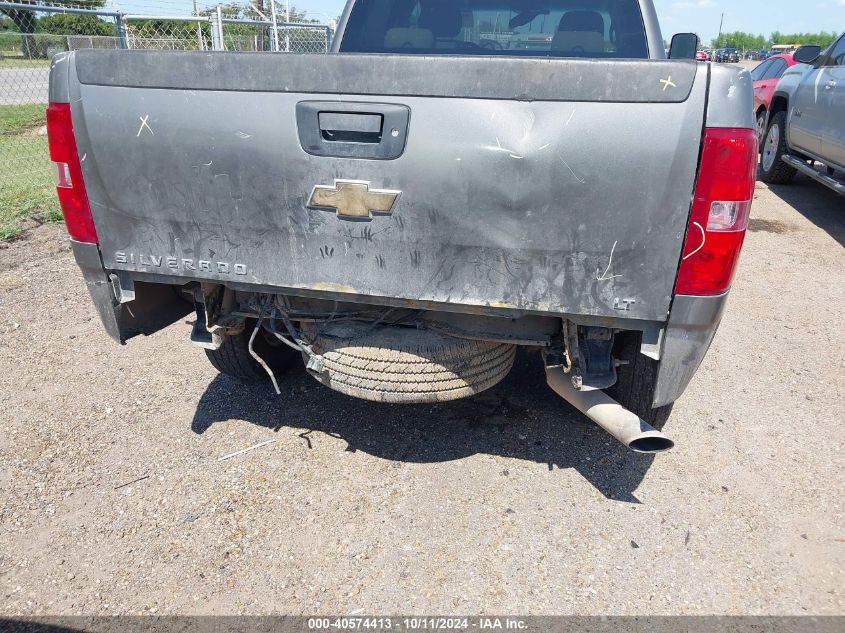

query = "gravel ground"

[{"left": 0, "top": 174, "right": 842, "bottom": 616}]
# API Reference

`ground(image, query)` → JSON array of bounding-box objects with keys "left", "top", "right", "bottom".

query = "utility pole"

[
  {"left": 213, "top": 5, "right": 224, "bottom": 50},
  {"left": 269, "top": 0, "right": 280, "bottom": 51},
  {"left": 285, "top": 0, "right": 290, "bottom": 52},
  {"left": 255, "top": 0, "right": 265, "bottom": 51},
  {"left": 717, "top": 12, "right": 724, "bottom": 41},
  {"left": 192, "top": 0, "right": 204, "bottom": 51}
]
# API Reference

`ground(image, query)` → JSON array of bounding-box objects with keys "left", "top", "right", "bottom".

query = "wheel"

[
  {"left": 755, "top": 110, "right": 767, "bottom": 146},
  {"left": 205, "top": 319, "right": 301, "bottom": 382},
  {"left": 605, "top": 331, "right": 673, "bottom": 429},
  {"left": 301, "top": 322, "right": 516, "bottom": 404},
  {"left": 760, "top": 111, "right": 797, "bottom": 184}
]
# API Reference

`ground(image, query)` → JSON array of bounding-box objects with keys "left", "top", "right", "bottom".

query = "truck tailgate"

[{"left": 56, "top": 50, "right": 708, "bottom": 322}]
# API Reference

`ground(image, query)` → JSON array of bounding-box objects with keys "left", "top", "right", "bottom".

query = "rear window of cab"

[{"left": 340, "top": 0, "right": 650, "bottom": 59}]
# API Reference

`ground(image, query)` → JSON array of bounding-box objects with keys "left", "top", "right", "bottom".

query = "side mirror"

[
  {"left": 669, "top": 33, "right": 699, "bottom": 60},
  {"left": 793, "top": 45, "right": 822, "bottom": 65}
]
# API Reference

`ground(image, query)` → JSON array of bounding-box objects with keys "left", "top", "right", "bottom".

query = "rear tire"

[
  {"left": 205, "top": 320, "right": 301, "bottom": 382},
  {"left": 606, "top": 331, "right": 673, "bottom": 429},
  {"left": 760, "top": 111, "right": 797, "bottom": 184}
]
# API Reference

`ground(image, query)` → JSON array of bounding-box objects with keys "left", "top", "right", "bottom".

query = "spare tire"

[{"left": 301, "top": 322, "right": 516, "bottom": 403}]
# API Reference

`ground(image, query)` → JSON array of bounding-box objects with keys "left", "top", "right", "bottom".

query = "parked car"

[
  {"left": 760, "top": 36, "right": 845, "bottom": 194},
  {"left": 695, "top": 50, "right": 708, "bottom": 61},
  {"left": 751, "top": 53, "right": 799, "bottom": 141},
  {"left": 46, "top": 0, "right": 758, "bottom": 454},
  {"left": 722, "top": 48, "right": 740, "bottom": 63}
]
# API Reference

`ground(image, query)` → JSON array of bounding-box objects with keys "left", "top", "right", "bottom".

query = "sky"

[
  {"left": 108, "top": 0, "right": 845, "bottom": 45},
  {"left": 652, "top": 0, "right": 845, "bottom": 45}
]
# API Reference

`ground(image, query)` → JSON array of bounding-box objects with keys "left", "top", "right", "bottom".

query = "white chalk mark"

[
  {"left": 509, "top": 153, "right": 524, "bottom": 159},
  {"left": 660, "top": 76, "right": 677, "bottom": 91},
  {"left": 521, "top": 110, "right": 536, "bottom": 141},
  {"left": 236, "top": 131, "right": 252, "bottom": 139},
  {"left": 490, "top": 137, "right": 515, "bottom": 154},
  {"left": 538, "top": 143, "right": 550, "bottom": 151},
  {"left": 558, "top": 154, "right": 586, "bottom": 184},
  {"left": 596, "top": 241, "right": 623, "bottom": 281},
  {"left": 80, "top": 153, "right": 87, "bottom": 162},
  {"left": 136, "top": 115, "right": 153, "bottom": 137},
  {"left": 682, "top": 222, "right": 706, "bottom": 260},
  {"left": 218, "top": 439, "right": 276, "bottom": 462},
  {"left": 348, "top": 609, "right": 365, "bottom": 616},
  {"left": 566, "top": 110, "right": 575, "bottom": 126}
]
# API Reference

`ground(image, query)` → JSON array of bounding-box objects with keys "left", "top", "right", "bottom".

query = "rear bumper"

[
  {"left": 653, "top": 292, "right": 729, "bottom": 407},
  {"left": 70, "top": 239, "right": 123, "bottom": 343},
  {"left": 73, "top": 239, "right": 726, "bottom": 407},
  {"left": 71, "top": 240, "right": 192, "bottom": 344}
]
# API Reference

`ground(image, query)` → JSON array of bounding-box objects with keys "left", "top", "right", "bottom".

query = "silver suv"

[{"left": 760, "top": 33, "right": 845, "bottom": 194}]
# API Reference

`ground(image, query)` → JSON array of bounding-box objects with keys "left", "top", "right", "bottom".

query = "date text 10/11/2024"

[{"left": 307, "top": 618, "right": 529, "bottom": 630}]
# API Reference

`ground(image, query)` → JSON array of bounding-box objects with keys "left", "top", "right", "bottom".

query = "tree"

[
  {"left": 711, "top": 31, "right": 765, "bottom": 51},
  {"left": 38, "top": 13, "right": 113, "bottom": 36},
  {"left": 1, "top": 0, "right": 107, "bottom": 57},
  {"left": 202, "top": 2, "right": 315, "bottom": 23},
  {"left": 277, "top": 5, "right": 315, "bottom": 23},
  {"left": 711, "top": 30, "right": 839, "bottom": 52},
  {"left": 770, "top": 31, "right": 839, "bottom": 48},
  {"left": 197, "top": 2, "right": 318, "bottom": 51}
]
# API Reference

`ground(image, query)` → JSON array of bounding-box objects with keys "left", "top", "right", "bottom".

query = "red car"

[
  {"left": 751, "top": 53, "right": 799, "bottom": 141},
  {"left": 695, "top": 50, "right": 708, "bottom": 61}
]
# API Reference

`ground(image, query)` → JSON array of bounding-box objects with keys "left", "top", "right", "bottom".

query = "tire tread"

[
  {"left": 305, "top": 323, "right": 516, "bottom": 403},
  {"left": 760, "top": 111, "right": 797, "bottom": 185},
  {"left": 606, "top": 331, "right": 673, "bottom": 428}
]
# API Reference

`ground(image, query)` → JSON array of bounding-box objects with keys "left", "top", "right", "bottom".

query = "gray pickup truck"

[
  {"left": 760, "top": 33, "right": 845, "bottom": 194},
  {"left": 47, "top": 0, "right": 757, "bottom": 454}
]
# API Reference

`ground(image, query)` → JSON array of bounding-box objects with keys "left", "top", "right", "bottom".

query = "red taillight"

[
  {"left": 675, "top": 128, "right": 757, "bottom": 296},
  {"left": 46, "top": 103, "right": 98, "bottom": 244}
]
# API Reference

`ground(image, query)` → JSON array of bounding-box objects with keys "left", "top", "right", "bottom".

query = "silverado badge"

[{"left": 307, "top": 179, "right": 400, "bottom": 220}]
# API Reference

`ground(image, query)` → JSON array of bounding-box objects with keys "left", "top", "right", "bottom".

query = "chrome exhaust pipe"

[{"left": 545, "top": 367, "right": 674, "bottom": 454}]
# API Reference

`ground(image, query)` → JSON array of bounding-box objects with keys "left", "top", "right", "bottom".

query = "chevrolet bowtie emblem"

[{"left": 307, "top": 179, "right": 401, "bottom": 220}]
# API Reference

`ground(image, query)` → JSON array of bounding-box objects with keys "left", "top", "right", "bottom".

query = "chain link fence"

[
  {"left": 123, "top": 16, "right": 211, "bottom": 51},
  {"left": 220, "top": 22, "right": 330, "bottom": 53},
  {"left": 0, "top": 0, "right": 332, "bottom": 238}
]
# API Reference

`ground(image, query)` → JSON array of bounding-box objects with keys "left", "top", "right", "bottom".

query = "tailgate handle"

[
  {"left": 297, "top": 101, "right": 410, "bottom": 160},
  {"left": 319, "top": 112, "right": 383, "bottom": 143}
]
